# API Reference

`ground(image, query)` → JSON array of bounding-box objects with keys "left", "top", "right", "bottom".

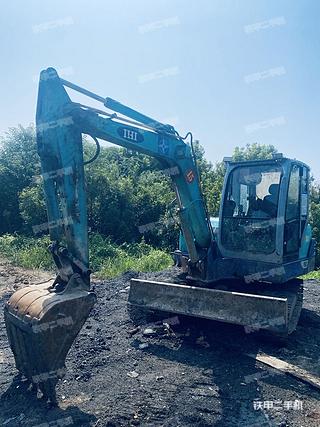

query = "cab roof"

[{"left": 224, "top": 156, "right": 310, "bottom": 171}]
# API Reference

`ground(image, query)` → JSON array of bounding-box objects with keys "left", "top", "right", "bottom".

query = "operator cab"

[{"left": 219, "top": 155, "right": 312, "bottom": 266}]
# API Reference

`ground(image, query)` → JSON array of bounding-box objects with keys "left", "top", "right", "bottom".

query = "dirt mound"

[{"left": 0, "top": 259, "right": 320, "bottom": 426}]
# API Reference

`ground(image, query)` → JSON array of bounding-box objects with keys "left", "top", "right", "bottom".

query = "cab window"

[
  {"left": 284, "top": 164, "right": 309, "bottom": 256},
  {"left": 221, "top": 164, "right": 282, "bottom": 255}
]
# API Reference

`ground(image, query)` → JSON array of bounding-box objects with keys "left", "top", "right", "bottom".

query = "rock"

[
  {"left": 143, "top": 328, "right": 156, "bottom": 336},
  {"left": 192, "top": 387, "right": 219, "bottom": 397},
  {"left": 127, "top": 371, "right": 139, "bottom": 378},
  {"left": 129, "top": 327, "right": 139, "bottom": 336},
  {"left": 138, "top": 343, "right": 149, "bottom": 349}
]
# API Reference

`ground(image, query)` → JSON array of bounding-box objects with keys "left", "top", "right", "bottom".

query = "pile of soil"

[{"left": 0, "top": 258, "right": 319, "bottom": 426}]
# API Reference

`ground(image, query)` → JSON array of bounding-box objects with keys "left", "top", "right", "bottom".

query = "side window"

[
  {"left": 300, "top": 167, "right": 308, "bottom": 219},
  {"left": 286, "top": 165, "right": 300, "bottom": 221},
  {"left": 239, "top": 184, "right": 249, "bottom": 215},
  {"left": 284, "top": 164, "right": 301, "bottom": 255}
]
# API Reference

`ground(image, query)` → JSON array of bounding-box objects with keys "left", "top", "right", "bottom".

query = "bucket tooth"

[{"left": 4, "top": 277, "right": 96, "bottom": 402}]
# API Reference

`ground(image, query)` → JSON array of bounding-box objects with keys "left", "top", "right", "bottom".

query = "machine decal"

[
  {"left": 185, "top": 169, "right": 195, "bottom": 183},
  {"left": 117, "top": 126, "right": 144, "bottom": 143},
  {"left": 158, "top": 135, "right": 169, "bottom": 155}
]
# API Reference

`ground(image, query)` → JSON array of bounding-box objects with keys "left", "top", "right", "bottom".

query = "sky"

[{"left": 0, "top": 0, "right": 319, "bottom": 179}]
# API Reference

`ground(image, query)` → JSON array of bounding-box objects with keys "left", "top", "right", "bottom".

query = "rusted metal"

[
  {"left": 4, "top": 274, "right": 96, "bottom": 402},
  {"left": 129, "top": 279, "right": 303, "bottom": 335}
]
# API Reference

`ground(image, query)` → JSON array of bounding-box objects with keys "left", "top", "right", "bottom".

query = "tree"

[
  {"left": 233, "top": 143, "right": 277, "bottom": 161},
  {"left": 84, "top": 142, "right": 177, "bottom": 247},
  {"left": 19, "top": 184, "right": 47, "bottom": 234},
  {"left": 0, "top": 125, "right": 39, "bottom": 233},
  {"left": 3, "top": 126, "right": 319, "bottom": 269},
  {"left": 309, "top": 181, "right": 320, "bottom": 266}
]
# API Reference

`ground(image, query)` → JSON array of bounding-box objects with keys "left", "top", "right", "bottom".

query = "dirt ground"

[{"left": 0, "top": 257, "right": 319, "bottom": 427}]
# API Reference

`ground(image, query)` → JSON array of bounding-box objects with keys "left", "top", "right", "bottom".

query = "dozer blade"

[
  {"left": 129, "top": 279, "right": 303, "bottom": 336},
  {"left": 4, "top": 276, "right": 96, "bottom": 402}
]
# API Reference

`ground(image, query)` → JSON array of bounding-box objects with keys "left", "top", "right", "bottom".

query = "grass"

[
  {"left": 0, "top": 233, "right": 173, "bottom": 279},
  {"left": 1, "top": 232, "right": 319, "bottom": 281},
  {"left": 0, "top": 234, "right": 53, "bottom": 269},
  {"left": 301, "top": 269, "right": 320, "bottom": 280}
]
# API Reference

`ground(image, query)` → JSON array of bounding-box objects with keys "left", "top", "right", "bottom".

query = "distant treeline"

[{"left": 1, "top": 125, "right": 320, "bottom": 266}]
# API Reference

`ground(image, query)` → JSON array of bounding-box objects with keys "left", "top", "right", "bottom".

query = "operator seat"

[
  {"left": 262, "top": 184, "right": 279, "bottom": 217},
  {"left": 224, "top": 200, "right": 236, "bottom": 217}
]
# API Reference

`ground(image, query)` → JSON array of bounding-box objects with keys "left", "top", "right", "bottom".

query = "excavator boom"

[{"left": 4, "top": 67, "right": 212, "bottom": 402}]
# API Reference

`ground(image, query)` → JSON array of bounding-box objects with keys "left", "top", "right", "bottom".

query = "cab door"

[{"left": 284, "top": 164, "right": 309, "bottom": 259}]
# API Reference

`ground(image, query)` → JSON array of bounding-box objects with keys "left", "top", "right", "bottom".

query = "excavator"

[{"left": 4, "top": 68, "right": 316, "bottom": 403}]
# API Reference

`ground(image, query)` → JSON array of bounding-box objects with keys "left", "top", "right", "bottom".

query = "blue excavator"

[{"left": 4, "top": 68, "right": 316, "bottom": 402}]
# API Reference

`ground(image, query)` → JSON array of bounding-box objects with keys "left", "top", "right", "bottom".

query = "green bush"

[
  {"left": 0, "top": 234, "right": 53, "bottom": 269},
  {"left": 302, "top": 270, "right": 320, "bottom": 280},
  {"left": 98, "top": 247, "right": 172, "bottom": 279},
  {"left": 0, "top": 233, "right": 173, "bottom": 279},
  {"left": 89, "top": 233, "right": 122, "bottom": 271},
  {"left": 19, "top": 184, "right": 47, "bottom": 234},
  {"left": 136, "top": 249, "right": 172, "bottom": 272},
  {"left": 90, "top": 233, "right": 172, "bottom": 279}
]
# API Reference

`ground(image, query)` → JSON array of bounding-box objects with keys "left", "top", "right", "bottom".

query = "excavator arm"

[
  {"left": 36, "top": 67, "right": 212, "bottom": 279},
  {"left": 4, "top": 68, "right": 213, "bottom": 402}
]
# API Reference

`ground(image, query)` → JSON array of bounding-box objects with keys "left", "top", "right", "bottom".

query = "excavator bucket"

[
  {"left": 4, "top": 275, "right": 96, "bottom": 402},
  {"left": 129, "top": 278, "right": 303, "bottom": 336},
  {"left": 3, "top": 67, "right": 95, "bottom": 402}
]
